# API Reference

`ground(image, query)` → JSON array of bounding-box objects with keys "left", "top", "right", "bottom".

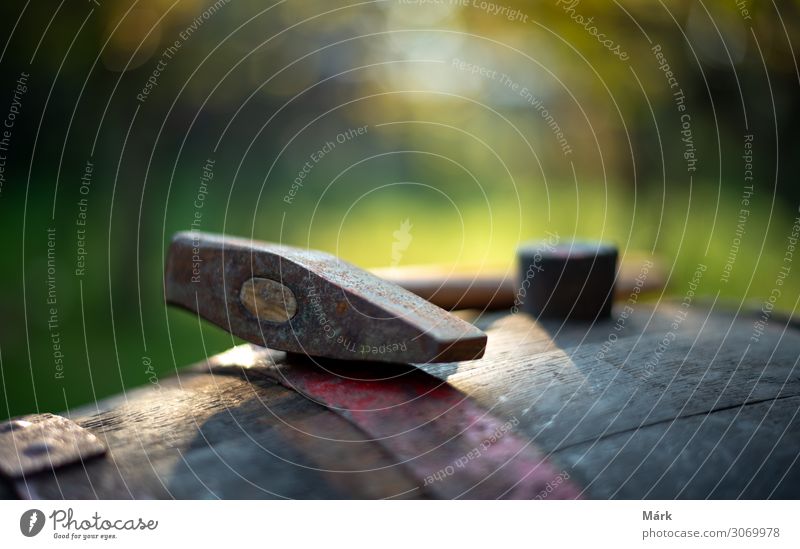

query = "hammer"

[
  {"left": 165, "top": 232, "right": 487, "bottom": 364},
  {"left": 166, "top": 232, "right": 661, "bottom": 363}
]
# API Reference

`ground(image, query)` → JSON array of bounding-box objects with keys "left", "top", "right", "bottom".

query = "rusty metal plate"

[
  {"left": 258, "top": 354, "right": 581, "bottom": 499},
  {"left": 165, "top": 231, "right": 487, "bottom": 363},
  {"left": 0, "top": 413, "right": 106, "bottom": 478}
]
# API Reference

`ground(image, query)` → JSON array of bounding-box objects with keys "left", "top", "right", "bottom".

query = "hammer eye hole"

[{"left": 239, "top": 277, "right": 298, "bottom": 323}]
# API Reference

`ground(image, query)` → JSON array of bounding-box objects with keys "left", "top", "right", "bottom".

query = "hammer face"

[{"left": 165, "top": 232, "right": 487, "bottom": 364}]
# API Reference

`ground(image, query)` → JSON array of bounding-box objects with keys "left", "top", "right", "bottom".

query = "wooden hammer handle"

[{"left": 372, "top": 257, "right": 665, "bottom": 311}]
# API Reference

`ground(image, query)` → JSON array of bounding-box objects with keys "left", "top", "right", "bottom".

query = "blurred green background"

[{"left": 1, "top": 0, "right": 799, "bottom": 419}]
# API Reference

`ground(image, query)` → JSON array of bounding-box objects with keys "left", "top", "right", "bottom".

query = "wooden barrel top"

[{"left": 6, "top": 300, "right": 799, "bottom": 499}]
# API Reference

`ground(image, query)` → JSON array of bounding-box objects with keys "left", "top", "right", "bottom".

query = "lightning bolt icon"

[{"left": 28, "top": 511, "right": 38, "bottom": 533}]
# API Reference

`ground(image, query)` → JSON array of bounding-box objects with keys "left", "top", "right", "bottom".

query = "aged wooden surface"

[
  {"left": 441, "top": 304, "right": 800, "bottom": 498},
  {"left": 13, "top": 372, "right": 420, "bottom": 499},
  {"left": 4, "top": 300, "right": 799, "bottom": 499}
]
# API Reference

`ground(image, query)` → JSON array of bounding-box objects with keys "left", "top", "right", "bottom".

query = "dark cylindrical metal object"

[{"left": 516, "top": 241, "right": 618, "bottom": 321}]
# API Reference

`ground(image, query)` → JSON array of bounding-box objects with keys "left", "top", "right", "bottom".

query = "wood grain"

[
  {"left": 8, "top": 300, "right": 800, "bottom": 499},
  {"left": 16, "top": 373, "right": 420, "bottom": 499}
]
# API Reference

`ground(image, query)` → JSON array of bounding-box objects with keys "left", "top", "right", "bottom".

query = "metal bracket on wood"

[{"left": 0, "top": 413, "right": 106, "bottom": 479}]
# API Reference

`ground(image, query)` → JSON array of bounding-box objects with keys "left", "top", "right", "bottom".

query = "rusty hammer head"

[{"left": 165, "top": 232, "right": 487, "bottom": 364}]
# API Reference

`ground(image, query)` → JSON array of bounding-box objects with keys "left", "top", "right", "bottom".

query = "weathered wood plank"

[
  {"left": 418, "top": 303, "right": 800, "bottom": 498},
  {"left": 555, "top": 396, "right": 800, "bottom": 499},
  {"left": 18, "top": 371, "right": 421, "bottom": 499},
  {"left": 428, "top": 304, "right": 799, "bottom": 452},
  {"left": 8, "top": 301, "right": 800, "bottom": 499}
]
